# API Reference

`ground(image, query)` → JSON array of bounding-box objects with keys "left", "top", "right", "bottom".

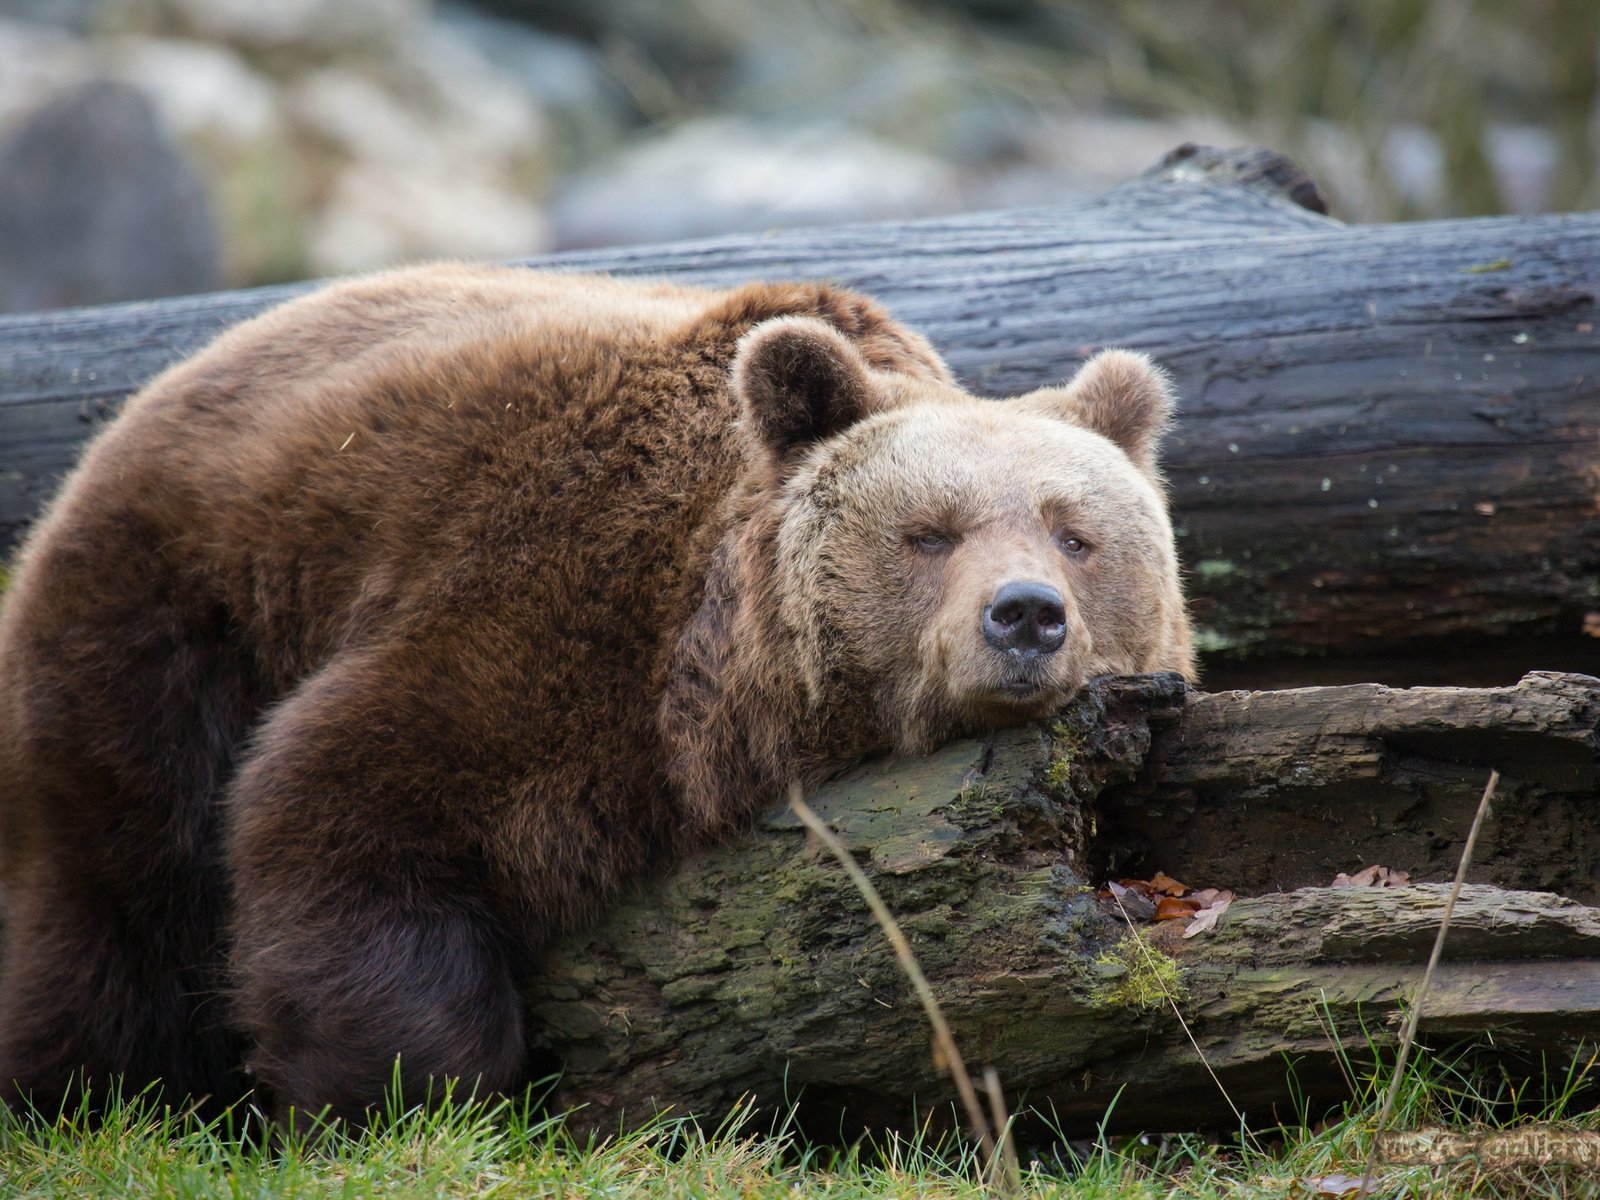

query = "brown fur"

[{"left": 0, "top": 264, "right": 1192, "bottom": 1123}]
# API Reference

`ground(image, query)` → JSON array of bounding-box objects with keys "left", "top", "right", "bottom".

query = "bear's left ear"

[
  {"left": 1023, "top": 349, "right": 1176, "bottom": 475},
  {"left": 733, "top": 316, "right": 875, "bottom": 460}
]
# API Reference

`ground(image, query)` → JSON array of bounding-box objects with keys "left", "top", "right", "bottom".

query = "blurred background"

[{"left": 1, "top": 0, "right": 1596, "bottom": 312}]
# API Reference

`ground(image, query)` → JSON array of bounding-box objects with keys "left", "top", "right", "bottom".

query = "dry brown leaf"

[
  {"left": 1116, "top": 877, "right": 1160, "bottom": 901},
  {"left": 1107, "top": 876, "right": 1241, "bottom": 928},
  {"left": 1154, "top": 895, "right": 1201, "bottom": 921},
  {"left": 1104, "top": 874, "right": 1238, "bottom": 926},
  {"left": 1332, "top": 864, "right": 1411, "bottom": 889},
  {"left": 1101, "top": 880, "right": 1156, "bottom": 921},
  {"left": 1149, "top": 870, "right": 1190, "bottom": 896},
  {"left": 1332, "top": 864, "right": 1380, "bottom": 888},
  {"left": 1183, "top": 893, "right": 1233, "bottom": 938}
]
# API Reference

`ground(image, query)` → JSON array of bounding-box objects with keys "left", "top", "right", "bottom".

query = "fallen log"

[
  {"left": 526, "top": 671, "right": 1600, "bottom": 1138},
  {"left": 3, "top": 146, "right": 1599, "bottom": 675}
]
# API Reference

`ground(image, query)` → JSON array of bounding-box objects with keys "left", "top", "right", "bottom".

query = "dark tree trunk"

[
  {"left": 3, "top": 146, "right": 1599, "bottom": 676},
  {"left": 528, "top": 672, "right": 1600, "bottom": 1138}
]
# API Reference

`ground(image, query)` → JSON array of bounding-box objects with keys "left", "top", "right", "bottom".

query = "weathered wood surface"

[
  {"left": 527, "top": 671, "right": 1600, "bottom": 1136},
  {"left": 4, "top": 145, "right": 1599, "bottom": 669},
  {"left": 1097, "top": 669, "right": 1600, "bottom": 900}
]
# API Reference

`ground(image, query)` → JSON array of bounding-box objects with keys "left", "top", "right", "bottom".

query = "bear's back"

[{"left": 14, "top": 266, "right": 746, "bottom": 693}]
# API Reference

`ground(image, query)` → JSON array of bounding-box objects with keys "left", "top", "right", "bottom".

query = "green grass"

[{"left": 3, "top": 1045, "right": 1598, "bottom": 1199}]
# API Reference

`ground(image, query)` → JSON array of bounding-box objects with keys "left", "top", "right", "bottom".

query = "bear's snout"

[{"left": 981, "top": 581, "right": 1067, "bottom": 658}]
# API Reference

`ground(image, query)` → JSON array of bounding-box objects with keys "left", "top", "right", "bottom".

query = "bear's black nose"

[{"left": 982, "top": 581, "right": 1067, "bottom": 656}]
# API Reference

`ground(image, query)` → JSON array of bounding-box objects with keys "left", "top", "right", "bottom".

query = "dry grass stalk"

[
  {"left": 1105, "top": 890, "right": 1253, "bottom": 1142},
  {"left": 787, "top": 785, "right": 1018, "bottom": 1193},
  {"left": 1360, "top": 767, "right": 1501, "bottom": 1194},
  {"left": 981, "top": 1067, "right": 1022, "bottom": 1193}
]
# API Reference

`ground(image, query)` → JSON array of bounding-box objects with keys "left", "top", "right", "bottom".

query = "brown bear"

[{"left": 0, "top": 264, "right": 1193, "bottom": 1124}]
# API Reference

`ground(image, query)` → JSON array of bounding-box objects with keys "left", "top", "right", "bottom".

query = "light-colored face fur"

[{"left": 735, "top": 316, "right": 1194, "bottom": 756}]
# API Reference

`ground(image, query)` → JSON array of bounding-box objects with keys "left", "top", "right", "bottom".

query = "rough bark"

[
  {"left": 526, "top": 671, "right": 1600, "bottom": 1138},
  {"left": 4, "top": 146, "right": 1599, "bottom": 672}
]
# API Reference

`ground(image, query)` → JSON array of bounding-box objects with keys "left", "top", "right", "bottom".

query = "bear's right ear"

[{"left": 733, "top": 317, "right": 875, "bottom": 460}]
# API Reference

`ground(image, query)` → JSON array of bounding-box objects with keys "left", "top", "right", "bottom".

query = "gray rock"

[
  {"left": 435, "top": 1, "right": 630, "bottom": 159},
  {"left": 467, "top": 0, "right": 743, "bottom": 90},
  {"left": 306, "top": 161, "right": 549, "bottom": 274},
  {"left": 551, "top": 117, "right": 958, "bottom": 249},
  {"left": 0, "top": 18, "right": 95, "bottom": 133},
  {"left": 0, "top": 0, "right": 101, "bottom": 33},
  {"left": 104, "top": 36, "right": 304, "bottom": 285},
  {"left": 726, "top": 24, "right": 1034, "bottom": 165},
  {"left": 0, "top": 79, "right": 221, "bottom": 312},
  {"left": 285, "top": 46, "right": 552, "bottom": 274},
  {"left": 102, "top": 0, "right": 427, "bottom": 54}
]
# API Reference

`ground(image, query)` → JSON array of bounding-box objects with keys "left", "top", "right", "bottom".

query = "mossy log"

[
  {"left": 528, "top": 671, "right": 1600, "bottom": 1137},
  {"left": 4, "top": 146, "right": 1600, "bottom": 677}
]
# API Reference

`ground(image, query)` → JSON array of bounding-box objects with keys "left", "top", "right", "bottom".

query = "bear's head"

[{"left": 732, "top": 315, "right": 1194, "bottom": 756}]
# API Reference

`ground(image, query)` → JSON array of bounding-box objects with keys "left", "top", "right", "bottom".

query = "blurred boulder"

[
  {"left": 107, "top": 36, "right": 281, "bottom": 145},
  {"left": 465, "top": 0, "right": 746, "bottom": 99},
  {"left": 101, "top": 0, "right": 427, "bottom": 55},
  {"left": 964, "top": 111, "right": 1248, "bottom": 209},
  {"left": 105, "top": 37, "right": 305, "bottom": 284},
  {"left": 1485, "top": 125, "right": 1560, "bottom": 215},
  {"left": 0, "top": 79, "right": 220, "bottom": 312},
  {"left": 91, "top": 0, "right": 556, "bottom": 281},
  {"left": 307, "top": 162, "right": 548, "bottom": 274},
  {"left": 330, "top": 26, "right": 549, "bottom": 177},
  {"left": 1, "top": 0, "right": 101, "bottom": 32},
  {"left": 552, "top": 117, "right": 958, "bottom": 248},
  {"left": 726, "top": 20, "right": 1036, "bottom": 167},
  {"left": 288, "top": 43, "right": 551, "bottom": 272},
  {"left": 436, "top": 2, "right": 631, "bottom": 161},
  {"left": 0, "top": 18, "right": 93, "bottom": 130}
]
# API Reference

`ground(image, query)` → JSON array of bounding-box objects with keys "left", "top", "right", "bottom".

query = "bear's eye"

[
  {"left": 1057, "top": 533, "right": 1090, "bottom": 557},
  {"left": 911, "top": 531, "right": 954, "bottom": 553}
]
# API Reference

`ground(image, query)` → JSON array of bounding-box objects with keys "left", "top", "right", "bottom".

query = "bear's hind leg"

[
  {"left": 0, "top": 517, "right": 260, "bottom": 1120},
  {"left": 0, "top": 868, "right": 245, "bottom": 1120}
]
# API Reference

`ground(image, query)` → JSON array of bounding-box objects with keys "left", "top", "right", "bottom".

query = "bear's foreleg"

[
  {"left": 231, "top": 892, "right": 526, "bottom": 1126},
  {"left": 225, "top": 652, "right": 528, "bottom": 1125}
]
